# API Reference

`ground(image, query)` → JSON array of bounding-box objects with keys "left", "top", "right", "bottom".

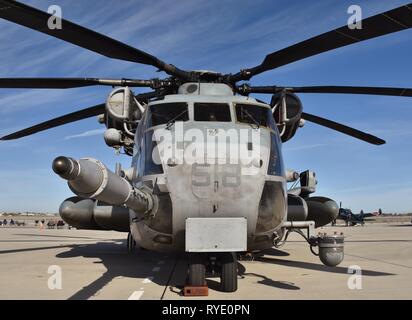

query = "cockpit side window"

[
  {"left": 194, "top": 103, "right": 231, "bottom": 122},
  {"left": 147, "top": 102, "right": 189, "bottom": 127},
  {"left": 235, "top": 104, "right": 273, "bottom": 128},
  {"left": 267, "top": 131, "right": 285, "bottom": 177}
]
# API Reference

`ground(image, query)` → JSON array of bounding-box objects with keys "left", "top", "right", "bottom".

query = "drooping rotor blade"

[
  {"left": 227, "top": 3, "right": 412, "bottom": 82},
  {"left": 301, "top": 112, "right": 385, "bottom": 145},
  {"left": 0, "top": 104, "right": 105, "bottom": 140},
  {"left": 239, "top": 85, "right": 412, "bottom": 97},
  {"left": 0, "top": 78, "right": 162, "bottom": 89},
  {"left": 289, "top": 86, "right": 412, "bottom": 97},
  {"left": 0, "top": 0, "right": 191, "bottom": 79},
  {"left": 0, "top": 91, "right": 158, "bottom": 140}
]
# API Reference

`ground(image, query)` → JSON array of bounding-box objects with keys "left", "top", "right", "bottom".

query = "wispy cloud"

[
  {"left": 284, "top": 143, "right": 327, "bottom": 151},
  {"left": 347, "top": 119, "right": 412, "bottom": 137},
  {"left": 64, "top": 128, "right": 105, "bottom": 140}
]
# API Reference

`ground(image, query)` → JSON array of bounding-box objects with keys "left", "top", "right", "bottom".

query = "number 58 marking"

[{"left": 192, "top": 163, "right": 240, "bottom": 187}]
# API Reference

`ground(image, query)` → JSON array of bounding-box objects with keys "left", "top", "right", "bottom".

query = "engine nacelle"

[
  {"left": 271, "top": 92, "right": 303, "bottom": 142},
  {"left": 306, "top": 196, "right": 339, "bottom": 228},
  {"left": 105, "top": 86, "right": 142, "bottom": 130},
  {"left": 59, "top": 197, "right": 130, "bottom": 232},
  {"left": 102, "top": 87, "right": 145, "bottom": 155}
]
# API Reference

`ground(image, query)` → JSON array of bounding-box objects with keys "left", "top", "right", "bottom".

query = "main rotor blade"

[
  {"left": 240, "top": 85, "right": 412, "bottom": 97},
  {"left": 228, "top": 3, "right": 412, "bottom": 82},
  {"left": 0, "top": 91, "right": 158, "bottom": 140},
  {"left": 301, "top": 112, "right": 385, "bottom": 145},
  {"left": 0, "top": 78, "right": 156, "bottom": 89},
  {"left": 290, "top": 86, "right": 412, "bottom": 97},
  {"left": 0, "top": 104, "right": 105, "bottom": 140},
  {"left": 0, "top": 0, "right": 190, "bottom": 79}
]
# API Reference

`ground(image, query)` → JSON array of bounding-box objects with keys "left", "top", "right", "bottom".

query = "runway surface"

[{"left": 0, "top": 223, "right": 411, "bottom": 300}]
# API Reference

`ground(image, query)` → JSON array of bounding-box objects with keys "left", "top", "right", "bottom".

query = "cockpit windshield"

[
  {"left": 194, "top": 103, "right": 231, "bottom": 122},
  {"left": 147, "top": 102, "right": 189, "bottom": 127},
  {"left": 235, "top": 104, "right": 275, "bottom": 129}
]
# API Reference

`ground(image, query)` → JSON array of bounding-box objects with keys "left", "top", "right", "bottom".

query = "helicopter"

[{"left": 0, "top": 0, "right": 411, "bottom": 294}]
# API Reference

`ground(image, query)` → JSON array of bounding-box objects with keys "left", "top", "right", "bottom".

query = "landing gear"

[
  {"left": 127, "top": 232, "right": 136, "bottom": 254},
  {"left": 188, "top": 253, "right": 206, "bottom": 286},
  {"left": 220, "top": 252, "right": 238, "bottom": 292},
  {"left": 185, "top": 252, "right": 238, "bottom": 295}
]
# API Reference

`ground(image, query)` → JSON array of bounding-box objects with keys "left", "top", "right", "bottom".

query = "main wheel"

[
  {"left": 188, "top": 253, "right": 206, "bottom": 286},
  {"left": 127, "top": 232, "right": 136, "bottom": 254},
  {"left": 220, "top": 252, "right": 238, "bottom": 292}
]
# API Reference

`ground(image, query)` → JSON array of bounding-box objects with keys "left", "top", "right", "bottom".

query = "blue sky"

[{"left": 0, "top": 0, "right": 411, "bottom": 213}]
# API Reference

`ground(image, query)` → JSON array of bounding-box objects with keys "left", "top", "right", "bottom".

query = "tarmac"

[{"left": 0, "top": 222, "right": 411, "bottom": 300}]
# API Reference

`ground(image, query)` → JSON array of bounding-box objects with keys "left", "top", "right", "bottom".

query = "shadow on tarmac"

[
  {"left": 54, "top": 241, "right": 300, "bottom": 298},
  {"left": 5, "top": 238, "right": 388, "bottom": 299},
  {"left": 56, "top": 240, "right": 175, "bottom": 300},
  {"left": 255, "top": 256, "right": 395, "bottom": 276}
]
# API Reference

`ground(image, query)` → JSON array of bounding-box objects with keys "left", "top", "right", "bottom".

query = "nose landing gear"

[
  {"left": 127, "top": 231, "right": 136, "bottom": 254},
  {"left": 220, "top": 252, "right": 238, "bottom": 292},
  {"left": 185, "top": 252, "right": 239, "bottom": 296},
  {"left": 188, "top": 253, "right": 206, "bottom": 286}
]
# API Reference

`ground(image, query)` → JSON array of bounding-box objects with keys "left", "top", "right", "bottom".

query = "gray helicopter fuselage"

[{"left": 129, "top": 83, "right": 287, "bottom": 252}]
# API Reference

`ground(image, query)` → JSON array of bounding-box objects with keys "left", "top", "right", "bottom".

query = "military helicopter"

[{"left": 0, "top": 0, "right": 411, "bottom": 293}]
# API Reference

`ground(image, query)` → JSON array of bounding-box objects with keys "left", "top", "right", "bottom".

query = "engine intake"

[{"left": 271, "top": 92, "right": 303, "bottom": 142}]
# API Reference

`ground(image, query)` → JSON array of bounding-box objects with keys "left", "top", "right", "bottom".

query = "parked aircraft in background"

[{"left": 332, "top": 205, "right": 382, "bottom": 226}]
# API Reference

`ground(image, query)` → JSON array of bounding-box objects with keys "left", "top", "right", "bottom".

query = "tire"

[
  {"left": 220, "top": 252, "right": 238, "bottom": 292},
  {"left": 127, "top": 232, "right": 136, "bottom": 254},
  {"left": 188, "top": 253, "right": 206, "bottom": 286}
]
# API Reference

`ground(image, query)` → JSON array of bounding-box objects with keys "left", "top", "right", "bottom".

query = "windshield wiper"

[
  {"left": 242, "top": 109, "right": 260, "bottom": 129},
  {"left": 166, "top": 109, "right": 188, "bottom": 130}
]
